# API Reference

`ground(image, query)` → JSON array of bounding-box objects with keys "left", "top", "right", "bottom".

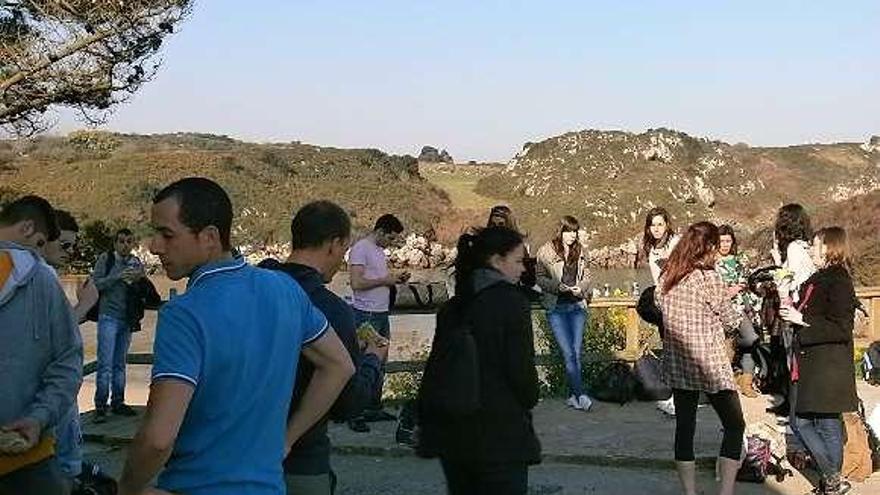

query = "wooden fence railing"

[{"left": 81, "top": 287, "right": 880, "bottom": 376}]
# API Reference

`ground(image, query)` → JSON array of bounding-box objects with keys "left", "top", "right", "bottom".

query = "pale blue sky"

[{"left": 58, "top": 1, "right": 880, "bottom": 162}]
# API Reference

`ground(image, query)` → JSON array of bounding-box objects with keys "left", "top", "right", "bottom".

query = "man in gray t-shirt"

[{"left": 91, "top": 228, "right": 144, "bottom": 422}]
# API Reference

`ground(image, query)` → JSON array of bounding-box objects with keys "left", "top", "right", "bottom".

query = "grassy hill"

[
  {"left": 0, "top": 132, "right": 453, "bottom": 244},
  {"left": 475, "top": 129, "right": 880, "bottom": 249}
]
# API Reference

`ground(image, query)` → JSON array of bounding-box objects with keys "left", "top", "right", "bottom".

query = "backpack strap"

[{"left": 104, "top": 251, "right": 116, "bottom": 276}]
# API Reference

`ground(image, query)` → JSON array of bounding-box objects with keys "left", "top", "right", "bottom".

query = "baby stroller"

[{"left": 745, "top": 266, "right": 790, "bottom": 400}]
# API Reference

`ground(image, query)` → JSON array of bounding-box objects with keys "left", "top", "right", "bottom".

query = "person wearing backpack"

[
  {"left": 779, "top": 227, "right": 859, "bottom": 495},
  {"left": 655, "top": 222, "right": 745, "bottom": 495},
  {"left": 418, "top": 226, "right": 540, "bottom": 495},
  {"left": 90, "top": 228, "right": 145, "bottom": 423}
]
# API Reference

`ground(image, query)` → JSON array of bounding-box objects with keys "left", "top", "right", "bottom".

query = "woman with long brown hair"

[
  {"left": 640, "top": 206, "right": 681, "bottom": 416},
  {"left": 779, "top": 227, "right": 858, "bottom": 495},
  {"left": 656, "top": 222, "right": 744, "bottom": 495},
  {"left": 642, "top": 207, "right": 680, "bottom": 285},
  {"left": 535, "top": 216, "right": 593, "bottom": 411}
]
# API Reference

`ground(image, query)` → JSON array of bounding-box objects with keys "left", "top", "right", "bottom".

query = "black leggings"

[{"left": 673, "top": 389, "right": 745, "bottom": 461}]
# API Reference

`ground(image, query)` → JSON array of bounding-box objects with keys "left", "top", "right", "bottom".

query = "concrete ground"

[{"left": 81, "top": 379, "right": 880, "bottom": 494}]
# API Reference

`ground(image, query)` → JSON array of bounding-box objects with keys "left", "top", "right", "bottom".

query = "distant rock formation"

[{"left": 418, "top": 145, "right": 453, "bottom": 163}]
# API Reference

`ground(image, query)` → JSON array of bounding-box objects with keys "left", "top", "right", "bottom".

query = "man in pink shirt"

[{"left": 347, "top": 214, "right": 409, "bottom": 432}]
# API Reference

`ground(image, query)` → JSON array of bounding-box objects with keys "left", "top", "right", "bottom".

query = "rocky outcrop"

[
  {"left": 418, "top": 146, "right": 453, "bottom": 163},
  {"left": 476, "top": 128, "right": 880, "bottom": 248}
]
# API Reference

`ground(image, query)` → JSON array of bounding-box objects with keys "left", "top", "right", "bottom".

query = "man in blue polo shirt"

[{"left": 118, "top": 178, "right": 354, "bottom": 495}]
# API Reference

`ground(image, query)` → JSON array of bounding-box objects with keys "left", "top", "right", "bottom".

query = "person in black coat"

[
  {"left": 419, "top": 226, "right": 541, "bottom": 495},
  {"left": 779, "top": 227, "right": 858, "bottom": 495}
]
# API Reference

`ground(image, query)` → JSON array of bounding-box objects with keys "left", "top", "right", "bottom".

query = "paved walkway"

[{"left": 82, "top": 382, "right": 880, "bottom": 494}]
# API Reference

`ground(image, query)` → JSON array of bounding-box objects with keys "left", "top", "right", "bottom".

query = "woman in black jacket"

[
  {"left": 420, "top": 226, "right": 541, "bottom": 495},
  {"left": 779, "top": 227, "right": 858, "bottom": 495}
]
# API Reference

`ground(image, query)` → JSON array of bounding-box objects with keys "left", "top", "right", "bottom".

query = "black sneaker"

[
  {"left": 362, "top": 409, "right": 397, "bottom": 422},
  {"left": 348, "top": 418, "right": 370, "bottom": 433},
  {"left": 93, "top": 408, "right": 107, "bottom": 424},
  {"left": 111, "top": 404, "right": 138, "bottom": 417}
]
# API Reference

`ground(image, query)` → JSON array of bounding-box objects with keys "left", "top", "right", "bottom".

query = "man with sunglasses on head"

[
  {"left": 0, "top": 196, "right": 82, "bottom": 495},
  {"left": 90, "top": 228, "right": 145, "bottom": 423}
]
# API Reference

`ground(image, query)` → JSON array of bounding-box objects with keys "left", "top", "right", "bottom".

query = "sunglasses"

[{"left": 60, "top": 241, "right": 76, "bottom": 252}]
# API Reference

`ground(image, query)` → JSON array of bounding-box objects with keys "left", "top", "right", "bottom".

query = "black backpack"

[
  {"left": 85, "top": 252, "right": 160, "bottom": 331},
  {"left": 590, "top": 361, "right": 639, "bottom": 405},
  {"left": 862, "top": 341, "right": 880, "bottom": 386},
  {"left": 84, "top": 251, "right": 115, "bottom": 323},
  {"left": 417, "top": 297, "right": 480, "bottom": 418}
]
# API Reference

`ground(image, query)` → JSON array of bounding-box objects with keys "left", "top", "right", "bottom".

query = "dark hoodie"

[{"left": 258, "top": 259, "right": 382, "bottom": 475}]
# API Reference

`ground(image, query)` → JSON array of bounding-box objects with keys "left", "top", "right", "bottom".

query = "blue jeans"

[
  {"left": 353, "top": 308, "right": 390, "bottom": 410},
  {"left": 94, "top": 314, "right": 131, "bottom": 409},
  {"left": 794, "top": 415, "right": 844, "bottom": 479},
  {"left": 547, "top": 302, "right": 588, "bottom": 397},
  {"left": 55, "top": 407, "right": 82, "bottom": 478}
]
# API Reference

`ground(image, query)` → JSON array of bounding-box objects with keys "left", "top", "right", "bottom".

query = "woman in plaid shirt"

[{"left": 656, "top": 222, "right": 745, "bottom": 495}]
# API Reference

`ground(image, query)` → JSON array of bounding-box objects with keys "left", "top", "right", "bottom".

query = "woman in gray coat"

[{"left": 535, "top": 216, "right": 593, "bottom": 411}]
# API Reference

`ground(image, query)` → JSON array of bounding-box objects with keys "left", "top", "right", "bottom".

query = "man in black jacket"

[{"left": 259, "top": 201, "right": 385, "bottom": 495}]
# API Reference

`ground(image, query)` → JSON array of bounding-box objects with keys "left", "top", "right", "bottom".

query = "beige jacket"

[{"left": 535, "top": 241, "right": 592, "bottom": 310}]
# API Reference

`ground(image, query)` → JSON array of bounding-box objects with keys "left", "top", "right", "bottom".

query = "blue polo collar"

[{"left": 187, "top": 256, "right": 248, "bottom": 289}]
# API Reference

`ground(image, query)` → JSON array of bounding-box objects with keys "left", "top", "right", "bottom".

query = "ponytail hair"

[{"left": 454, "top": 226, "right": 524, "bottom": 300}]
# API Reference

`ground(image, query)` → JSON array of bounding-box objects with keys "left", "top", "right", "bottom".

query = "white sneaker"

[
  {"left": 578, "top": 394, "right": 593, "bottom": 411},
  {"left": 656, "top": 398, "right": 676, "bottom": 416},
  {"left": 566, "top": 396, "right": 582, "bottom": 410}
]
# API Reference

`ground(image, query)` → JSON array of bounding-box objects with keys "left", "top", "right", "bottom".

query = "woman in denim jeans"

[
  {"left": 535, "top": 216, "right": 593, "bottom": 411},
  {"left": 779, "top": 227, "right": 859, "bottom": 495}
]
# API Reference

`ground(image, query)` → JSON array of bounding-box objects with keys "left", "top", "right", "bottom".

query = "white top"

[
  {"left": 648, "top": 234, "right": 681, "bottom": 285},
  {"left": 771, "top": 240, "right": 816, "bottom": 302}
]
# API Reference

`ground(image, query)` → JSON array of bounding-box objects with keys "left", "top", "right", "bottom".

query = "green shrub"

[{"left": 536, "top": 307, "right": 630, "bottom": 398}]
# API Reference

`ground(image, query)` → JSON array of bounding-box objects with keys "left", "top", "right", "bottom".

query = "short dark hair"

[
  {"left": 55, "top": 209, "right": 79, "bottom": 233},
  {"left": 153, "top": 177, "right": 233, "bottom": 250},
  {"left": 290, "top": 201, "right": 351, "bottom": 249},
  {"left": 0, "top": 195, "right": 60, "bottom": 241},
  {"left": 374, "top": 214, "right": 403, "bottom": 234},
  {"left": 115, "top": 228, "right": 133, "bottom": 239}
]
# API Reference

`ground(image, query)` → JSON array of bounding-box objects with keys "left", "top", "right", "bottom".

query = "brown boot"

[{"left": 737, "top": 373, "right": 759, "bottom": 398}]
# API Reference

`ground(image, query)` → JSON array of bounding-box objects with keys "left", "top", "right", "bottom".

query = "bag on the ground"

[
  {"left": 633, "top": 351, "right": 671, "bottom": 401},
  {"left": 737, "top": 435, "right": 772, "bottom": 483},
  {"left": 393, "top": 282, "right": 450, "bottom": 310},
  {"left": 842, "top": 411, "right": 873, "bottom": 482},
  {"left": 590, "top": 361, "right": 638, "bottom": 405},
  {"left": 862, "top": 341, "right": 880, "bottom": 386},
  {"left": 72, "top": 461, "right": 117, "bottom": 495},
  {"left": 417, "top": 298, "right": 480, "bottom": 417},
  {"left": 860, "top": 402, "right": 880, "bottom": 472}
]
